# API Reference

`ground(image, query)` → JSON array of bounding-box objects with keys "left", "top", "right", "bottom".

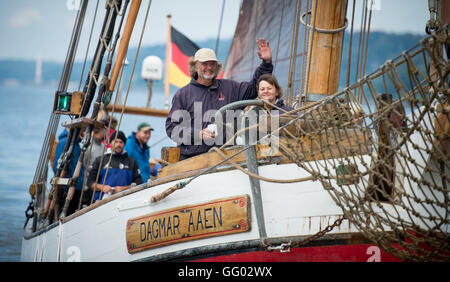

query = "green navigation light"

[
  {"left": 59, "top": 96, "right": 68, "bottom": 110},
  {"left": 55, "top": 91, "right": 72, "bottom": 112}
]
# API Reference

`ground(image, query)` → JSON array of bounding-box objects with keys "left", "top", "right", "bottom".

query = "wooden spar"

[
  {"left": 109, "top": 0, "right": 142, "bottom": 92},
  {"left": 105, "top": 104, "right": 169, "bottom": 117},
  {"left": 164, "top": 14, "right": 172, "bottom": 109},
  {"left": 305, "top": 0, "right": 348, "bottom": 99}
]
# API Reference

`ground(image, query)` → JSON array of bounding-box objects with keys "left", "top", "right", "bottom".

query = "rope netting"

[{"left": 277, "top": 28, "right": 449, "bottom": 261}]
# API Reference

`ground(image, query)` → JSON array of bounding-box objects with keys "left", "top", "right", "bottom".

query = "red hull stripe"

[{"left": 191, "top": 244, "right": 402, "bottom": 262}]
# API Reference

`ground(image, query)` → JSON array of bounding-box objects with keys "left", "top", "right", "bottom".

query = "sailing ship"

[{"left": 21, "top": 0, "right": 449, "bottom": 262}]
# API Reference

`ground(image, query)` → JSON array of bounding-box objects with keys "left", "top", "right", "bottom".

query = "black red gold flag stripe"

[{"left": 169, "top": 26, "right": 200, "bottom": 88}]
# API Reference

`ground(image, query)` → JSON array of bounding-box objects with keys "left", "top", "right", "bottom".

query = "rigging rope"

[
  {"left": 30, "top": 1, "right": 90, "bottom": 230},
  {"left": 298, "top": 0, "right": 310, "bottom": 107},
  {"left": 33, "top": 0, "right": 89, "bottom": 184},
  {"left": 276, "top": 29, "right": 449, "bottom": 261},
  {"left": 214, "top": 0, "right": 226, "bottom": 55},
  {"left": 77, "top": 0, "right": 130, "bottom": 209},
  {"left": 273, "top": 0, "right": 286, "bottom": 71},
  {"left": 345, "top": 0, "right": 356, "bottom": 88},
  {"left": 151, "top": 27, "right": 450, "bottom": 262},
  {"left": 29, "top": 1, "right": 449, "bottom": 263},
  {"left": 96, "top": 0, "right": 153, "bottom": 203},
  {"left": 286, "top": 0, "right": 302, "bottom": 106},
  {"left": 361, "top": 0, "right": 373, "bottom": 84},
  {"left": 41, "top": 0, "right": 124, "bottom": 223},
  {"left": 78, "top": 0, "right": 100, "bottom": 92},
  {"left": 302, "top": 0, "right": 318, "bottom": 105}
]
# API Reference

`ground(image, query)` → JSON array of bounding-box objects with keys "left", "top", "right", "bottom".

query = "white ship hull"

[
  {"left": 21, "top": 101, "right": 449, "bottom": 261},
  {"left": 22, "top": 160, "right": 371, "bottom": 262}
]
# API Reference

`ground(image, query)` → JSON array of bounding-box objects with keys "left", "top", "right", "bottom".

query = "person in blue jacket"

[
  {"left": 124, "top": 122, "right": 161, "bottom": 183},
  {"left": 52, "top": 128, "right": 85, "bottom": 215},
  {"left": 87, "top": 131, "right": 142, "bottom": 201}
]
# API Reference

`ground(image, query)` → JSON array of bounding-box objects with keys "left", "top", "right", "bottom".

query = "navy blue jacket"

[
  {"left": 166, "top": 61, "right": 273, "bottom": 157},
  {"left": 274, "top": 99, "right": 294, "bottom": 112},
  {"left": 87, "top": 151, "right": 142, "bottom": 201}
]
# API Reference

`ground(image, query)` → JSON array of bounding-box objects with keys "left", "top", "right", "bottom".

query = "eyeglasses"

[{"left": 199, "top": 61, "right": 217, "bottom": 68}]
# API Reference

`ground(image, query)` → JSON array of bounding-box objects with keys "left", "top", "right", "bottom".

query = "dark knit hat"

[{"left": 111, "top": 130, "right": 127, "bottom": 143}]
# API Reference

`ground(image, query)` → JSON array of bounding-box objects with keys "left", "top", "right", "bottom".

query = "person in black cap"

[{"left": 87, "top": 130, "right": 142, "bottom": 201}]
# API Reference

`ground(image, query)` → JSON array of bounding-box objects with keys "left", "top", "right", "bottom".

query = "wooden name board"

[{"left": 126, "top": 195, "right": 251, "bottom": 254}]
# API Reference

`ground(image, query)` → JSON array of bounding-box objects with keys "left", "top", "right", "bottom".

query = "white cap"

[{"left": 194, "top": 48, "right": 219, "bottom": 62}]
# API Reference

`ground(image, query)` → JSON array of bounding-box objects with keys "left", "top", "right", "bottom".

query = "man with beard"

[
  {"left": 166, "top": 38, "right": 273, "bottom": 160},
  {"left": 125, "top": 122, "right": 161, "bottom": 182},
  {"left": 87, "top": 131, "right": 142, "bottom": 201}
]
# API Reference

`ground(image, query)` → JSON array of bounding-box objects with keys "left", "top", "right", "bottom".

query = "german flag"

[{"left": 168, "top": 26, "right": 199, "bottom": 88}]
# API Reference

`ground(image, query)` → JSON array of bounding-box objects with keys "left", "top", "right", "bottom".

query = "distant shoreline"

[{"left": 0, "top": 32, "right": 424, "bottom": 89}]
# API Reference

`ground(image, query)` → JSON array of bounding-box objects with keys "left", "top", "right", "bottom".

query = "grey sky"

[{"left": 0, "top": 0, "right": 430, "bottom": 62}]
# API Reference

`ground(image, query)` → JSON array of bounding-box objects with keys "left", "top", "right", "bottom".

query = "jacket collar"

[
  {"left": 275, "top": 99, "right": 285, "bottom": 107},
  {"left": 131, "top": 132, "right": 149, "bottom": 150}
]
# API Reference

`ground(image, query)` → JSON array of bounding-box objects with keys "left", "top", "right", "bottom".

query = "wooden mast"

[
  {"left": 439, "top": 0, "right": 450, "bottom": 27},
  {"left": 105, "top": 5, "right": 170, "bottom": 118},
  {"left": 304, "top": 0, "right": 348, "bottom": 101},
  {"left": 109, "top": 0, "right": 142, "bottom": 92},
  {"left": 164, "top": 14, "right": 172, "bottom": 110}
]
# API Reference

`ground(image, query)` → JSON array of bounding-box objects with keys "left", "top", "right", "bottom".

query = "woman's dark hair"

[{"left": 257, "top": 74, "right": 283, "bottom": 99}]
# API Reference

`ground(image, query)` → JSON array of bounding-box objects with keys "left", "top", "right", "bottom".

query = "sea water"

[{"left": 0, "top": 83, "right": 174, "bottom": 261}]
